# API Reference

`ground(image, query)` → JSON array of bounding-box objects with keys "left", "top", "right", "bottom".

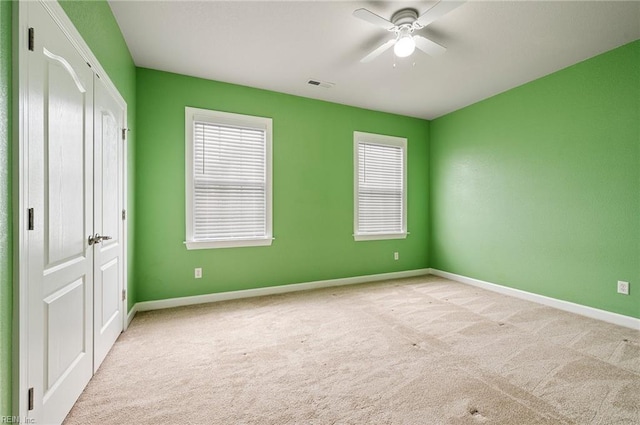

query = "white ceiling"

[{"left": 108, "top": 1, "right": 640, "bottom": 120}]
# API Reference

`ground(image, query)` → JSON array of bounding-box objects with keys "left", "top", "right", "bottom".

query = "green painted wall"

[
  {"left": 430, "top": 40, "right": 640, "bottom": 318},
  {"left": 1, "top": 0, "right": 12, "bottom": 416},
  {"left": 58, "top": 0, "right": 137, "bottom": 309},
  {"left": 135, "top": 68, "right": 430, "bottom": 302}
]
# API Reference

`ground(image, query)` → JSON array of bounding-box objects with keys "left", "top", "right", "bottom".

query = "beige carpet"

[{"left": 64, "top": 276, "right": 640, "bottom": 424}]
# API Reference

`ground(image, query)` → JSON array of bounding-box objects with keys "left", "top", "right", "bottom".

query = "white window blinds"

[
  {"left": 194, "top": 122, "right": 266, "bottom": 240},
  {"left": 354, "top": 132, "right": 407, "bottom": 240},
  {"left": 186, "top": 107, "right": 272, "bottom": 249}
]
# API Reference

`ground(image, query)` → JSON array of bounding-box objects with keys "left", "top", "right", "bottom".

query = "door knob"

[{"left": 88, "top": 233, "right": 113, "bottom": 245}]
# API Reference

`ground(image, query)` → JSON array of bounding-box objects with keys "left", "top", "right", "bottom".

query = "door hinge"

[
  {"left": 28, "top": 387, "right": 34, "bottom": 411},
  {"left": 122, "top": 209, "right": 126, "bottom": 220},
  {"left": 122, "top": 128, "right": 127, "bottom": 140},
  {"left": 28, "top": 208, "right": 34, "bottom": 230},
  {"left": 122, "top": 289, "right": 126, "bottom": 301},
  {"left": 28, "top": 28, "right": 34, "bottom": 51}
]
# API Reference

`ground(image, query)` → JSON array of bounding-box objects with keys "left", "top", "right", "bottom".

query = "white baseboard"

[
  {"left": 126, "top": 267, "right": 638, "bottom": 331},
  {"left": 134, "top": 268, "right": 431, "bottom": 313},
  {"left": 125, "top": 304, "right": 138, "bottom": 329},
  {"left": 429, "top": 268, "right": 640, "bottom": 331}
]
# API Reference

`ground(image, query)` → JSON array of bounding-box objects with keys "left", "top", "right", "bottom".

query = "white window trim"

[
  {"left": 353, "top": 131, "right": 408, "bottom": 241},
  {"left": 185, "top": 107, "right": 273, "bottom": 250}
]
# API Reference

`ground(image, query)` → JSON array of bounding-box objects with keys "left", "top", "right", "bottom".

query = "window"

[
  {"left": 354, "top": 131, "right": 407, "bottom": 241},
  {"left": 185, "top": 107, "right": 272, "bottom": 249}
]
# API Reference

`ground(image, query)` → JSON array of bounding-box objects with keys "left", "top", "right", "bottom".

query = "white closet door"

[
  {"left": 93, "top": 75, "right": 125, "bottom": 372},
  {"left": 27, "top": 2, "right": 94, "bottom": 423}
]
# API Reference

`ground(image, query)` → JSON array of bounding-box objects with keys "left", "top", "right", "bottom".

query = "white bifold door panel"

[{"left": 24, "top": 2, "right": 126, "bottom": 423}]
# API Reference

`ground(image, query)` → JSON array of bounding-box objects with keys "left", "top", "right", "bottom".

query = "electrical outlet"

[
  {"left": 617, "top": 280, "right": 629, "bottom": 295},
  {"left": 394, "top": 252, "right": 399, "bottom": 261},
  {"left": 195, "top": 268, "right": 202, "bottom": 279}
]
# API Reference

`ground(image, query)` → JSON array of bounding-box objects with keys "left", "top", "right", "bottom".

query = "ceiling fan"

[{"left": 354, "top": 1, "right": 465, "bottom": 63}]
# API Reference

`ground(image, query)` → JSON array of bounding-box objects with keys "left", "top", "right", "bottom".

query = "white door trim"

[{"left": 13, "top": 0, "right": 128, "bottom": 418}]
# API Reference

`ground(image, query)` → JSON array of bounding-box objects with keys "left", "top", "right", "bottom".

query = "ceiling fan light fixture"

[
  {"left": 394, "top": 34, "right": 415, "bottom": 58},
  {"left": 354, "top": 3, "right": 464, "bottom": 63}
]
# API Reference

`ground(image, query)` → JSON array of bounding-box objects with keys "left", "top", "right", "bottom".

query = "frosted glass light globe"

[{"left": 394, "top": 35, "right": 415, "bottom": 58}]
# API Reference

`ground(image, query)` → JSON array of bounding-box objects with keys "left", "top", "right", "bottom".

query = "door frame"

[{"left": 13, "top": 0, "right": 129, "bottom": 418}]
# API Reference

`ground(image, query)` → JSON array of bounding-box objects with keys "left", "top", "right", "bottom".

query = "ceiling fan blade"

[
  {"left": 414, "top": 35, "right": 447, "bottom": 56},
  {"left": 361, "top": 39, "right": 396, "bottom": 63},
  {"left": 416, "top": 1, "right": 465, "bottom": 27},
  {"left": 353, "top": 8, "right": 395, "bottom": 30}
]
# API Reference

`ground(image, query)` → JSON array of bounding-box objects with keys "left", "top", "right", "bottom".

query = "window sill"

[
  {"left": 185, "top": 237, "right": 273, "bottom": 250},
  {"left": 354, "top": 233, "right": 407, "bottom": 241}
]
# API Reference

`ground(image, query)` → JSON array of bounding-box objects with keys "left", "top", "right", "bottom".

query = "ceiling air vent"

[{"left": 307, "top": 79, "right": 335, "bottom": 89}]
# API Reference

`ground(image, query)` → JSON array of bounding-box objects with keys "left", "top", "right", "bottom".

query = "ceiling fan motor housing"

[{"left": 391, "top": 8, "right": 419, "bottom": 27}]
